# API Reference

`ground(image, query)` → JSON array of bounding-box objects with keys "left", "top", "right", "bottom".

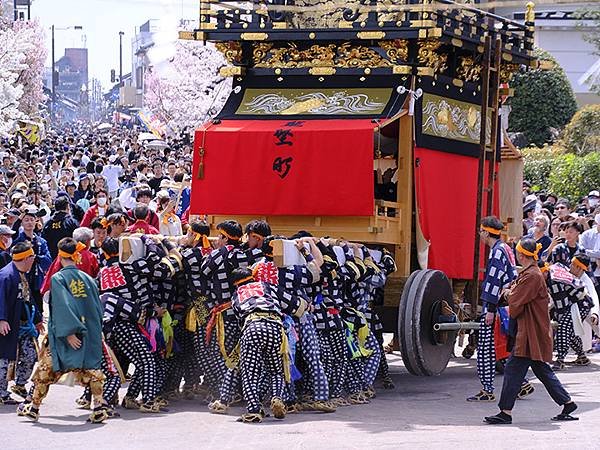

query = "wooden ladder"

[{"left": 470, "top": 34, "right": 503, "bottom": 314}]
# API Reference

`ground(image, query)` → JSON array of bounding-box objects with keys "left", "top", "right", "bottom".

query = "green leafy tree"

[
  {"left": 509, "top": 49, "right": 578, "bottom": 147},
  {"left": 561, "top": 104, "right": 600, "bottom": 155}
]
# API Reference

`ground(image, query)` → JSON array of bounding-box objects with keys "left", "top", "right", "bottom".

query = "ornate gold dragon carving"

[
  {"left": 253, "top": 42, "right": 392, "bottom": 69},
  {"left": 456, "top": 56, "right": 482, "bottom": 82},
  {"left": 499, "top": 63, "right": 520, "bottom": 83},
  {"left": 379, "top": 39, "right": 409, "bottom": 64},
  {"left": 418, "top": 39, "right": 448, "bottom": 74},
  {"left": 215, "top": 41, "right": 243, "bottom": 65}
]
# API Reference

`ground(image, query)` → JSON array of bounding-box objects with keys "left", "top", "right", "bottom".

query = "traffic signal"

[{"left": 110, "top": 69, "right": 116, "bottom": 83}]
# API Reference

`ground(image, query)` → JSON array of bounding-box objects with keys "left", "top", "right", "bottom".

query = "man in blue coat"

[{"left": 0, "top": 242, "right": 38, "bottom": 405}]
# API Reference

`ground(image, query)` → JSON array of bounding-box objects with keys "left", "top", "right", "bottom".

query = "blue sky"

[{"left": 32, "top": 0, "right": 199, "bottom": 89}]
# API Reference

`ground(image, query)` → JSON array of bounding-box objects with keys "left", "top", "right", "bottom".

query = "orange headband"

[
  {"left": 539, "top": 262, "right": 550, "bottom": 273},
  {"left": 100, "top": 217, "right": 109, "bottom": 229},
  {"left": 234, "top": 275, "right": 254, "bottom": 286},
  {"left": 480, "top": 225, "right": 502, "bottom": 235},
  {"left": 192, "top": 231, "right": 210, "bottom": 249},
  {"left": 12, "top": 248, "right": 34, "bottom": 261},
  {"left": 103, "top": 250, "right": 119, "bottom": 260},
  {"left": 516, "top": 241, "right": 542, "bottom": 261},
  {"left": 219, "top": 229, "right": 240, "bottom": 241},
  {"left": 58, "top": 242, "right": 86, "bottom": 264},
  {"left": 572, "top": 257, "right": 589, "bottom": 272}
]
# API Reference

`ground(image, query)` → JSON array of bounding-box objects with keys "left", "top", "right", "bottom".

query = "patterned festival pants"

[
  {"left": 556, "top": 305, "right": 591, "bottom": 361},
  {"left": 296, "top": 315, "right": 329, "bottom": 401},
  {"left": 218, "top": 319, "right": 242, "bottom": 404},
  {"left": 318, "top": 329, "right": 347, "bottom": 399},
  {"left": 82, "top": 351, "right": 122, "bottom": 404},
  {"left": 0, "top": 335, "right": 38, "bottom": 398},
  {"left": 109, "top": 321, "right": 159, "bottom": 402},
  {"left": 239, "top": 319, "right": 284, "bottom": 414},
  {"left": 476, "top": 315, "right": 496, "bottom": 393},
  {"left": 31, "top": 339, "right": 105, "bottom": 409}
]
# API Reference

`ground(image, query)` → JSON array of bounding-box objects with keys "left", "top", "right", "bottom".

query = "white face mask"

[
  {"left": 589, "top": 198, "right": 599, "bottom": 208},
  {"left": 97, "top": 197, "right": 107, "bottom": 207}
]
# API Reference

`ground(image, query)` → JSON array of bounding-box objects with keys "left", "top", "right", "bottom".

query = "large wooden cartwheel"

[{"left": 398, "top": 269, "right": 456, "bottom": 376}]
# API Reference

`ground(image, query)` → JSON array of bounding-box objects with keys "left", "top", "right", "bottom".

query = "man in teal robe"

[{"left": 18, "top": 238, "right": 109, "bottom": 424}]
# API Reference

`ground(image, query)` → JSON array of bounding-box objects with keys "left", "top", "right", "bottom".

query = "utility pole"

[
  {"left": 119, "top": 31, "right": 125, "bottom": 87},
  {"left": 51, "top": 25, "right": 55, "bottom": 124}
]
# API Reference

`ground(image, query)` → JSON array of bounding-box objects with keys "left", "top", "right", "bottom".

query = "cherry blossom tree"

[
  {"left": 0, "top": 11, "right": 47, "bottom": 136},
  {"left": 144, "top": 40, "right": 231, "bottom": 135},
  {"left": 0, "top": 26, "right": 29, "bottom": 136},
  {"left": 12, "top": 19, "right": 47, "bottom": 117}
]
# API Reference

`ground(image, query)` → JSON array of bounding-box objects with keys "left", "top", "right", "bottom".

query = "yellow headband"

[
  {"left": 539, "top": 262, "right": 550, "bottom": 273},
  {"left": 572, "top": 257, "right": 589, "bottom": 272},
  {"left": 58, "top": 242, "right": 86, "bottom": 264},
  {"left": 192, "top": 231, "right": 210, "bottom": 249},
  {"left": 516, "top": 241, "right": 542, "bottom": 260},
  {"left": 218, "top": 229, "right": 240, "bottom": 241},
  {"left": 100, "top": 217, "right": 109, "bottom": 229},
  {"left": 234, "top": 275, "right": 254, "bottom": 286},
  {"left": 12, "top": 248, "right": 34, "bottom": 261},
  {"left": 103, "top": 250, "right": 119, "bottom": 260},
  {"left": 480, "top": 225, "right": 502, "bottom": 235}
]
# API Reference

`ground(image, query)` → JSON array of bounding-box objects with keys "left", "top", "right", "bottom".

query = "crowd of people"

[
  {"left": 0, "top": 124, "right": 396, "bottom": 424},
  {"left": 0, "top": 123, "right": 598, "bottom": 426}
]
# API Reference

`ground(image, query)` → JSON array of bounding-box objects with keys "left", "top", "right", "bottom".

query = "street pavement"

[{"left": 1, "top": 349, "right": 599, "bottom": 450}]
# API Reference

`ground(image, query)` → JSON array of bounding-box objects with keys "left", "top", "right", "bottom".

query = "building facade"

[{"left": 498, "top": 2, "right": 600, "bottom": 105}]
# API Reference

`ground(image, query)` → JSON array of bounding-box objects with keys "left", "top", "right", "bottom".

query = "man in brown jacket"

[{"left": 484, "top": 238, "right": 578, "bottom": 425}]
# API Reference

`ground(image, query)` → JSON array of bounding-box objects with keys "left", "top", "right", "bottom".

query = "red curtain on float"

[
  {"left": 190, "top": 120, "right": 376, "bottom": 216},
  {"left": 414, "top": 147, "right": 499, "bottom": 280}
]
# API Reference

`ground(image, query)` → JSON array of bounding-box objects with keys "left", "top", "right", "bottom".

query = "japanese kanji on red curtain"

[{"left": 191, "top": 119, "right": 376, "bottom": 216}]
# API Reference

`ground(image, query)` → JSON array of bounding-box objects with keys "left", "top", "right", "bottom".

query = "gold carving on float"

[
  {"left": 253, "top": 42, "right": 392, "bottom": 69},
  {"left": 240, "top": 32, "right": 268, "bottom": 41},
  {"left": 499, "top": 63, "right": 520, "bottom": 83},
  {"left": 357, "top": 31, "right": 386, "bottom": 39},
  {"left": 417, "top": 39, "right": 448, "bottom": 74},
  {"left": 456, "top": 56, "right": 482, "bottom": 82},
  {"left": 253, "top": 43, "right": 274, "bottom": 65},
  {"left": 215, "top": 41, "right": 243, "bottom": 65},
  {"left": 308, "top": 67, "right": 336, "bottom": 76},
  {"left": 379, "top": 40, "right": 409, "bottom": 64},
  {"left": 525, "top": 2, "right": 535, "bottom": 23}
]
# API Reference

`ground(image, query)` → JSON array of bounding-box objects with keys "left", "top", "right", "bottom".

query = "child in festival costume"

[
  {"left": 541, "top": 256, "right": 593, "bottom": 370},
  {"left": 17, "top": 238, "right": 109, "bottom": 424},
  {"left": 231, "top": 267, "right": 308, "bottom": 423},
  {"left": 0, "top": 242, "right": 41, "bottom": 405}
]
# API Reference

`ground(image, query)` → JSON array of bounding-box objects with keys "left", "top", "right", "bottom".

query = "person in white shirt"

[
  {"left": 102, "top": 156, "right": 123, "bottom": 199},
  {"left": 156, "top": 190, "right": 182, "bottom": 237},
  {"left": 570, "top": 252, "right": 600, "bottom": 352}
]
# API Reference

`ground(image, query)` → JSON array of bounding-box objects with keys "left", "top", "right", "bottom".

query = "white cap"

[{"left": 588, "top": 190, "right": 599, "bottom": 198}]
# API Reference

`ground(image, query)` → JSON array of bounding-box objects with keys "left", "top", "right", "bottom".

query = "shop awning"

[{"left": 191, "top": 119, "right": 377, "bottom": 216}]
